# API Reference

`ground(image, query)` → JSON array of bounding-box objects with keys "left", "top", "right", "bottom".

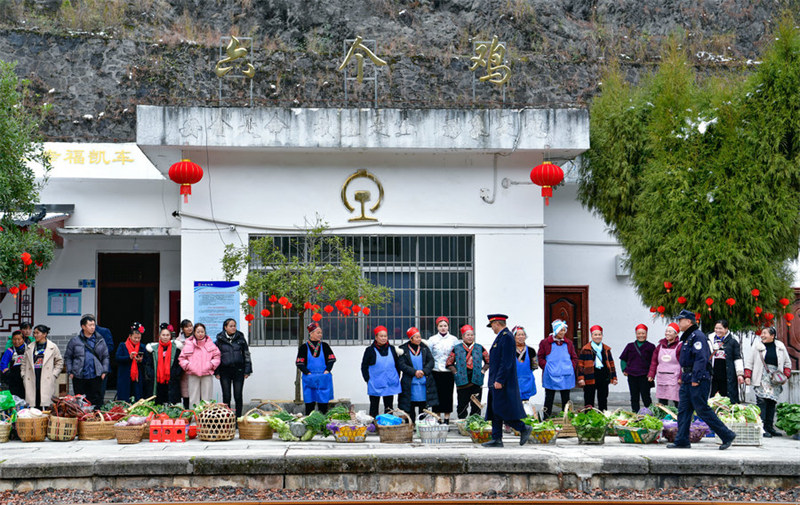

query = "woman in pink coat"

[{"left": 178, "top": 323, "right": 221, "bottom": 408}]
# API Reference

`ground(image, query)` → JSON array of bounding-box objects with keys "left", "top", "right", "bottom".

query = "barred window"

[{"left": 249, "top": 235, "right": 474, "bottom": 346}]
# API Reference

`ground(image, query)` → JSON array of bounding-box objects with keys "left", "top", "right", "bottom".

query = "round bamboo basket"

[
  {"left": 16, "top": 415, "right": 49, "bottom": 442},
  {"left": 47, "top": 415, "right": 79, "bottom": 441},
  {"left": 237, "top": 406, "right": 273, "bottom": 440},
  {"left": 198, "top": 403, "right": 236, "bottom": 441},
  {"left": 376, "top": 409, "right": 413, "bottom": 444},
  {"left": 78, "top": 412, "right": 115, "bottom": 441},
  {"left": 114, "top": 424, "right": 144, "bottom": 444}
]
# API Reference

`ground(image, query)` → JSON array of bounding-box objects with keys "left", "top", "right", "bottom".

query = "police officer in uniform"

[
  {"left": 667, "top": 310, "right": 736, "bottom": 450},
  {"left": 482, "top": 314, "right": 533, "bottom": 448}
]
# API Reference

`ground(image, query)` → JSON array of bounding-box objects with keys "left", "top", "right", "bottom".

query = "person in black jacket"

[
  {"left": 397, "top": 327, "right": 438, "bottom": 420},
  {"left": 214, "top": 318, "right": 252, "bottom": 417},
  {"left": 296, "top": 322, "right": 336, "bottom": 415},
  {"left": 360, "top": 326, "right": 402, "bottom": 418}
]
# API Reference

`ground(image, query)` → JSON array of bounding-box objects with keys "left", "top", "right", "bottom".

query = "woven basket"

[
  {"left": 16, "top": 415, "right": 49, "bottom": 442},
  {"left": 238, "top": 406, "right": 274, "bottom": 440},
  {"left": 616, "top": 425, "right": 661, "bottom": 444},
  {"left": 469, "top": 427, "right": 493, "bottom": 444},
  {"left": 376, "top": 409, "right": 413, "bottom": 444},
  {"left": 416, "top": 411, "right": 449, "bottom": 444},
  {"left": 333, "top": 424, "right": 368, "bottom": 443},
  {"left": 455, "top": 419, "right": 471, "bottom": 437},
  {"left": 198, "top": 403, "right": 236, "bottom": 441},
  {"left": 557, "top": 401, "right": 577, "bottom": 438},
  {"left": 47, "top": 415, "right": 78, "bottom": 442},
  {"left": 114, "top": 424, "right": 144, "bottom": 444},
  {"left": 0, "top": 422, "right": 11, "bottom": 443},
  {"left": 527, "top": 428, "right": 560, "bottom": 445},
  {"left": 78, "top": 412, "right": 115, "bottom": 441}
]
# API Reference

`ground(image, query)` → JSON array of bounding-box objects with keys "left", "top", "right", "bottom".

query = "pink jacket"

[{"left": 179, "top": 336, "right": 221, "bottom": 376}]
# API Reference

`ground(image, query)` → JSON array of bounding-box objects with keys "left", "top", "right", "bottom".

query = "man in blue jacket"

[
  {"left": 482, "top": 313, "right": 532, "bottom": 448},
  {"left": 668, "top": 309, "right": 736, "bottom": 450}
]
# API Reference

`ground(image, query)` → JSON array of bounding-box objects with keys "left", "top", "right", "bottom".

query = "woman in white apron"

[
  {"left": 647, "top": 322, "right": 682, "bottom": 406},
  {"left": 296, "top": 322, "right": 336, "bottom": 415}
]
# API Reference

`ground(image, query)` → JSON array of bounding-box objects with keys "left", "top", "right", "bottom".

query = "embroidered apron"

[
  {"left": 517, "top": 349, "right": 536, "bottom": 399},
  {"left": 301, "top": 343, "right": 334, "bottom": 403},
  {"left": 655, "top": 345, "right": 680, "bottom": 401},
  {"left": 542, "top": 341, "right": 575, "bottom": 390},
  {"left": 368, "top": 348, "right": 402, "bottom": 396},
  {"left": 409, "top": 351, "right": 427, "bottom": 402}
]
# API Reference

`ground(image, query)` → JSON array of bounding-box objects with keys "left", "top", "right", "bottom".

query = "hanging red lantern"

[
  {"left": 751, "top": 289, "right": 760, "bottom": 299},
  {"left": 677, "top": 296, "right": 687, "bottom": 304},
  {"left": 755, "top": 306, "right": 763, "bottom": 315},
  {"left": 664, "top": 282, "right": 672, "bottom": 293},
  {"left": 765, "top": 312, "right": 775, "bottom": 321},
  {"left": 21, "top": 252, "right": 32, "bottom": 265},
  {"left": 785, "top": 313, "right": 794, "bottom": 326},
  {"left": 361, "top": 307, "right": 371, "bottom": 316},
  {"left": 779, "top": 298, "right": 791, "bottom": 309},
  {"left": 705, "top": 297, "right": 714, "bottom": 312},
  {"left": 341, "top": 308, "right": 351, "bottom": 316},
  {"left": 324, "top": 305, "right": 334, "bottom": 314},
  {"left": 657, "top": 306, "right": 665, "bottom": 314},
  {"left": 311, "top": 304, "right": 320, "bottom": 311},
  {"left": 245, "top": 313, "right": 255, "bottom": 323},
  {"left": 529, "top": 161, "right": 564, "bottom": 206},
  {"left": 8, "top": 286, "right": 19, "bottom": 297},
  {"left": 352, "top": 305, "right": 361, "bottom": 313},
  {"left": 269, "top": 295, "right": 278, "bottom": 303},
  {"left": 278, "top": 296, "right": 288, "bottom": 306},
  {"left": 285, "top": 302, "right": 293, "bottom": 310},
  {"left": 725, "top": 298, "right": 736, "bottom": 307},
  {"left": 695, "top": 312, "right": 702, "bottom": 321},
  {"left": 247, "top": 298, "right": 257, "bottom": 308},
  {"left": 649, "top": 307, "right": 657, "bottom": 313},
  {"left": 168, "top": 159, "right": 204, "bottom": 203},
  {"left": 18, "top": 283, "right": 27, "bottom": 291},
  {"left": 312, "top": 313, "right": 322, "bottom": 322},
  {"left": 303, "top": 301, "right": 313, "bottom": 310},
  {"left": 260, "top": 309, "right": 270, "bottom": 317}
]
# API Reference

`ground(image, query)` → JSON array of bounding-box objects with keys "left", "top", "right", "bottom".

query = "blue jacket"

[
  {"left": 486, "top": 327, "right": 525, "bottom": 421},
  {"left": 679, "top": 325, "right": 711, "bottom": 383},
  {"left": 96, "top": 326, "right": 114, "bottom": 356},
  {"left": 64, "top": 332, "right": 110, "bottom": 378}
]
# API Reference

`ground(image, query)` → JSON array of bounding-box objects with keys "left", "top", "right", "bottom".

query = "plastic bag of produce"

[{"left": 375, "top": 414, "right": 402, "bottom": 426}]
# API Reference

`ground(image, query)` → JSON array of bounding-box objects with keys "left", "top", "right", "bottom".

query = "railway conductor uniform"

[
  {"left": 483, "top": 314, "right": 532, "bottom": 448},
  {"left": 668, "top": 309, "right": 736, "bottom": 450}
]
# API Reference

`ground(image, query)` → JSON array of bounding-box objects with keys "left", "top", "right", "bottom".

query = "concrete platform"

[{"left": 0, "top": 432, "right": 798, "bottom": 493}]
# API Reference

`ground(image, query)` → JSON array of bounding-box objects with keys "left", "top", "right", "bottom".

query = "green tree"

[
  {"left": 579, "top": 16, "right": 800, "bottom": 330},
  {"left": 221, "top": 219, "right": 393, "bottom": 402},
  {"left": 0, "top": 60, "right": 54, "bottom": 290}
]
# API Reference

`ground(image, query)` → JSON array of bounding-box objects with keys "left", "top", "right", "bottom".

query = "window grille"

[{"left": 248, "top": 235, "right": 474, "bottom": 346}]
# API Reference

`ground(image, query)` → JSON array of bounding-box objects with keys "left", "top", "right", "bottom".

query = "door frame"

[{"left": 544, "top": 285, "right": 589, "bottom": 349}]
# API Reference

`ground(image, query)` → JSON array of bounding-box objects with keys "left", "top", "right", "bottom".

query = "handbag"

[{"left": 758, "top": 349, "right": 788, "bottom": 386}]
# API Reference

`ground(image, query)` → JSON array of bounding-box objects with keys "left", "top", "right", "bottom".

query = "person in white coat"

[
  {"left": 426, "top": 316, "right": 458, "bottom": 424},
  {"left": 744, "top": 327, "right": 792, "bottom": 437}
]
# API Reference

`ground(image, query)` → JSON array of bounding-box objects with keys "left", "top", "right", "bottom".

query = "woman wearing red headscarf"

[
  {"left": 618, "top": 324, "right": 657, "bottom": 413},
  {"left": 447, "top": 325, "right": 490, "bottom": 419},
  {"left": 648, "top": 322, "right": 682, "bottom": 407},
  {"left": 577, "top": 325, "right": 617, "bottom": 411},
  {"left": 360, "top": 325, "right": 402, "bottom": 418},
  {"left": 426, "top": 316, "right": 458, "bottom": 424}
]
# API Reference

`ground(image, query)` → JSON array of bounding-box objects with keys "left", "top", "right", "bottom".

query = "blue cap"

[
  {"left": 676, "top": 309, "right": 695, "bottom": 323},
  {"left": 486, "top": 314, "right": 508, "bottom": 327}
]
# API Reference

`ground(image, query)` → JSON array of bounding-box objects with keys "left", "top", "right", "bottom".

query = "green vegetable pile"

[
  {"left": 300, "top": 410, "right": 328, "bottom": 440},
  {"left": 466, "top": 414, "right": 490, "bottom": 432},
  {"left": 270, "top": 410, "right": 295, "bottom": 423},
  {"left": 776, "top": 403, "right": 800, "bottom": 436},
  {"left": 522, "top": 417, "right": 557, "bottom": 431},
  {"left": 129, "top": 399, "right": 158, "bottom": 417},
  {"left": 715, "top": 403, "right": 761, "bottom": 424},
  {"left": 325, "top": 405, "right": 352, "bottom": 421},
  {"left": 267, "top": 416, "right": 299, "bottom": 441},
  {"left": 626, "top": 415, "right": 663, "bottom": 431},
  {"left": 193, "top": 399, "right": 217, "bottom": 413},
  {"left": 569, "top": 409, "right": 609, "bottom": 428},
  {"left": 157, "top": 404, "right": 185, "bottom": 419}
]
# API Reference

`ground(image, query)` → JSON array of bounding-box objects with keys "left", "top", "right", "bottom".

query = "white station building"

[{"left": 3, "top": 106, "right": 795, "bottom": 407}]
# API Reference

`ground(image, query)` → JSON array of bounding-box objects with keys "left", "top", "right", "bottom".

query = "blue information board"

[
  {"left": 193, "top": 281, "right": 240, "bottom": 341},
  {"left": 48, "top": 289, "right": 82, "bottom": 316}
]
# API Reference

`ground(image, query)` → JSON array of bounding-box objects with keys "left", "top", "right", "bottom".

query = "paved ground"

[{"left": 1, "top": 430, "right": 798, "bottom": 493}]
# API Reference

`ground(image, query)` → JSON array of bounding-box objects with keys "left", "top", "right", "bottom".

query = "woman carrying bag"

[{"left": 744, "top": 327, "right": 791, "bottom": 437}]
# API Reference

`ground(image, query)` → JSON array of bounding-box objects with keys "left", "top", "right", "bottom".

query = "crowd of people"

[{"left": 0, "top": 310, "right": 795, "bottom": 442}]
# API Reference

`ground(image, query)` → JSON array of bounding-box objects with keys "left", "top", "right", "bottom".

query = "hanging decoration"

[
  {"left": 362, "top": 307, "right": 371, "bottom": 315},
  {"left": 677, "top": 296, "right": 687, "bottom": 304},
  {"left": 705, "top": 297, "right": 714, "bottom": 312},
  {"left": 754, "top": 306, "right": 763, "bottom": 317},
  {"left": 247, "top": 298, "right": 257, "bottom": 308},
  {"left": 269, "top": 295, "right": 277, "bottom": 303},
  {"left": 312, "top": 313, "right": 322, "bottom": 322},
  {"left": 8, "top": 286, "right": 19, "bottom": 298},
  {"left": 303, "top": 302, "right": 313, "bottom": 310},
  {"left": 779, "top": 297, "right": 791, "bottom": 309},
  {"left": 785, "top": 313, "right": 794, "bottom": 326},
  {"left": 663, "top": 281, "right": 672, "bottom": 293},
  {"left": 751, "top": 289, "right": 760, "bottom": 300},
  {"left": 168, "top": 159, "right": 204, "bottom": 203},
  {"left": 324, "top": 305, "right": 334, "bottom": 314},
  {"left": 260, "top": 309, "right": 270, "bottom": 317},
  {"left": 529, "top": 162, "right": 564, "bottom": 206},
  {"left": 765, "top": 313, "right": 775, "bottom": 325},
  {"left": 245, "top": 313, "right": 255, "bottom": 323}
]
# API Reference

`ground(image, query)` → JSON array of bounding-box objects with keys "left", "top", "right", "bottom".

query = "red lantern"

[
  {"left": 664, "top": 282, "right": 672, "bottom": 293},
  {"left": 779, "top": 298, "right": 791, "bottom": 308},
  {"left": 324, "top": 305, "right": 334, "bottom": 314},
  {"left": 657, "top": 306, "right": 665, "bottom": 314},
  {"left": 765, "top": 313, "right": 775, "bottom": 321},
  {"left": 21, "top": 252, "right": 32, "bottom": 265},
  {"left": 755, "top": 306, "right": 763, "bottom": 315},
  {"left": 725, "top": 298, "right": 735, "bottom": 307},
  {"left": 705, "top": 297, "right": 714, "bottom": 312},
  {"left": 751, "top": 289, "right": 760, "bottom": 299},
  {"left": 352, "top": 305, "right": 361, "bottom": 313},
  {"left": 361, "top": 307, "right": 371, "bottom": 316},
  {"left": 278, "top": 296, "right": 288, "bottom": 306},
  {"left": 312, "top": 313, "right": 322, "bottom": 322},
  {"left": 785, "top": 313, "right": 795, "bottom": 326},
  {"left": 285, "top": 302, "right": 293, "bottom": 310},
  {"left": 18, "top": 283, "right": 27, "bottom": 291},
  {"left": 260, "top": 309, "right": 270, "bottom": 317},
  {"left": 529, "top": 161, "right": 564, "bottom": 206},
  {"left": 269, "top": 295, "right": 278, "bottom": 303},
  {"left": 311, "top": 304, "right": 320, "bottom": 311},
  {"left": 341, "top": 308, "right": 351, "bottom": 316},
  {"left": 245, "top": 313, "right": 255, "bottom": 323},
  {"left": 9, "top": 286, "right": 18, "bottom": 297},
  {"left": 695, "top": 312, "right": 702, "bottom": 321},
  {"left": 168, "top": 159, "right": 204, "bottom": 203},
  {"left": 303, "top": 301, "right": 313, "bottom": 310},
  {"left": 649, "top": 307, "right": 656, "bottom": 313},
  {"left": 247, "top": 298, "right": 257, "bottom": 308},
  {"left": 677, "top": 296, "right": 687, "bottom": 304}
]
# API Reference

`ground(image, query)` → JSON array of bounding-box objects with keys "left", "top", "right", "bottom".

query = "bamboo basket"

[
  {"left": 416, "top": 410, "right": 449, "bottom": 444},
  {"left": 78, "top": 412, "right": 115, "bottom": 441},
  {"left": 47, "top": 415, "right": 79, "bottom": 442},
  {"left": 557, "top": 401, "right": 577, "bottom": 438},
  {"left": 198, "top": 403, "right": 236, "bottom": 441},
  {"left": 376, "top": 409, "right": 413, "bottom": 444},
  {"left": 0, "top": 422, "right": 11, "bottom": 443},
  {"left": 16, "top": 415, "right": 49, "bottom": 442},
  {"left": 237, "top": 404, "right": 274, "bottom": 440},
  {"left": 114, "top": 424, "right": 144, "bottom": 444}
]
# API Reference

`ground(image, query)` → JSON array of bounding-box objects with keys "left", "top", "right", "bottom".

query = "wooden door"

[
  {"left": 544, "top": 286, "right": 589, "bottom": 350},
  {"left": 778, "top": 289, "right": 800, "bottom": 370}
]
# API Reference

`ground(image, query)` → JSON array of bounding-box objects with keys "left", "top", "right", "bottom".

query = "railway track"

[{"left": 81, "top": 501, "right": 791, "bottom": 505}]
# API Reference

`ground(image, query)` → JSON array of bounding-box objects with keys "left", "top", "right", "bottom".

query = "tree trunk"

[{"left": 295, "top": 310, "right": 304, "bottom": 403}]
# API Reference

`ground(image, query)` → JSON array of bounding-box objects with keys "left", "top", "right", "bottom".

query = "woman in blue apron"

[
  {"left": 398, "top": 327, "right": 438, "bottom": 420},
  {"left": 513, "top": 326, "right": 537, "bottom": 401},
  {"left": 360, "top": 325, "right": 402, "bottom": 418},
  {"left": 296, "top": 322, "right": 336, "bottom": 415},
  {"left": 537, "top": 319, "right": 577, "bottom": 419}
]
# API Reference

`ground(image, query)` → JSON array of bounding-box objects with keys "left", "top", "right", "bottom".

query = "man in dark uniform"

[
  {"left": 667, "top": 309, "right": 736, "bottom": 450},
  {"left": 482, "top": 314, "right": 533, "bottom": 448}
]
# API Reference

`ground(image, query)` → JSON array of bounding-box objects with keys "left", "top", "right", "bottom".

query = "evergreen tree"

[
  {"left": 0, "top": 60, "right": 54, "bottom": 290},
  {"left": 579, "top": 16, "right": 800, "bottom": 330}
]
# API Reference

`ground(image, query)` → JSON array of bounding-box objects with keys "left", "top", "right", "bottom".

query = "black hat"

[
  {"left": 676, "top": 309, "right": 696, "bottom": 323},
  {"left": 486, "top": 314, "right": 508, "bottom": 327}
]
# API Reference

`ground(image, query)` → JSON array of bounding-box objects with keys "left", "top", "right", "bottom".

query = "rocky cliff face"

[{"left": 0, "top": 0, "right": 789, "bottom": 141}]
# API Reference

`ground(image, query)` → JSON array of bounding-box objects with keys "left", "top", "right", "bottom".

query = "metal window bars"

[{"left": 249, "top": 235, "right": 474, "bottom": 346}]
